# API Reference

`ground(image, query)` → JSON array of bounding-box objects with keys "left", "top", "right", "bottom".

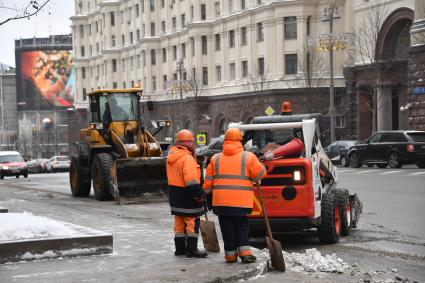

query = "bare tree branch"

[{"left": 0, "top": 0, "right": 51, "bottom": 26}]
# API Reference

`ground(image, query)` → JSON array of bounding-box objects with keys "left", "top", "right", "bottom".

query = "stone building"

[
  {"left": 70, "top": 0, "right": 423, "bottom": 144},
  {"left": 0, "top": 64, "right": 18, "bottom": 151}
]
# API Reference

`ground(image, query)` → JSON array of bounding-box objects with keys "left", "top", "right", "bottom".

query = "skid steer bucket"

[{"left": 110, "top": 157, "right": 168, "bottom": 205}]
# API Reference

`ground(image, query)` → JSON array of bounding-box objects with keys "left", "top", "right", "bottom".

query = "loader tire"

[
  {"left": 335, "top": 189, "right": 351, "bottom": 236},
  {"left": 70, "top": 156, "right": 91, "bottom": 197},
  {"left": 92, "top": 153, "right": 114, "bottom": 201},
  {"left": 318, "top": 191, "right": 341, "bottom": 244}
]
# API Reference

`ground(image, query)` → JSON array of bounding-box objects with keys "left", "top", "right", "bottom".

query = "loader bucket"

[{"left": 110, "top": 157, "right": 168, "bottom": 204}]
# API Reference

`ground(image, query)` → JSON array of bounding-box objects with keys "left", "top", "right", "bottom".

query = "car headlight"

[{"left": 2, "top": 166, "right": 9, "bottom": 170}]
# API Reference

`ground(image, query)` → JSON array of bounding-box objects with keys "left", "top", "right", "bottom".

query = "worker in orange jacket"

[
  {"left": 203, "top": 128, "right": 266, "bottom": 263},
  {"left": 166, "top": 129, "right": 208, "bottom": 258}
]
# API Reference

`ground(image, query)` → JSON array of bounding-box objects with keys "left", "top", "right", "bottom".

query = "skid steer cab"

[
  {"left": 229, "top": 113, "right": 362, "bottom": 244},
  {"left": 69, "top": 88, "right": 170, "bottom": 204}
]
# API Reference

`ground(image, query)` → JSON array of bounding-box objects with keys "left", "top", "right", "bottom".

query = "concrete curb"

[
  {"left": 0, "top": 206, "right": 8, "bottom": 213},
  {"left": 0, "top": 234, "right": 113, "bottom": 264}
]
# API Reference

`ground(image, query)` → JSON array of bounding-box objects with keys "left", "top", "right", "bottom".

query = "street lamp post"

[
  {"left": 322, "top": 5, "right": 341, "bottom": 143},
  {"left": 176, "top": 59, "right": 185, "bottom": 130}
]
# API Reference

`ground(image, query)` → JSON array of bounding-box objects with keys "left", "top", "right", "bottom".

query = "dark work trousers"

[{"left": 218, "top": 215, "right": 250, "bottom": 253}]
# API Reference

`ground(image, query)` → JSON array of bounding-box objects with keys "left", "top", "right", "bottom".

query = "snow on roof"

[
  {"left": 0, "top": 151, "right": 21, "bottom": 156},
  {"left": 0, "top": 212, "right": 86, "bottom": 242}
]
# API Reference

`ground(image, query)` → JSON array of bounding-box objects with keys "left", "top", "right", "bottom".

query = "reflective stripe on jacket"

[
  {"left": 167, "top": 145, "right": 204, "bottom": 217},
  {"left": 203, "top": 140, "right": 266, "bottom": 215}
]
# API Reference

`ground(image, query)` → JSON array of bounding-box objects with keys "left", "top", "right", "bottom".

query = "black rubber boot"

[
  {"left": 185, "top": 237, "right": 208, "bottom": 258},
  {"left": 240, "top": 254, "right": 257, "bottom": 263},
  {"left": 174, "top": 237, "right": 186, "bottom": 256}
]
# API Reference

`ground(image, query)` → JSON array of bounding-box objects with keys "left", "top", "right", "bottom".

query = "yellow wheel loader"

[{"left": 69, "top": 88, "right": 170, "bottom": 204}]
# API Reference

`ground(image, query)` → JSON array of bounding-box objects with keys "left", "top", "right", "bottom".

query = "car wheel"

[
  {"left": 417, "top": 161, "right": 425, "bottom": 169},
  {"left": 388, "top": 152, "right": 402, "bottom": 168},
  {"left": 377, "top": 163, "right": 387, "bottom": 169},
  {"left": 16, "top": 175, "right": 19, "bottom": 179},
  {"left": 367, "top": 163, "right": 373, "bottom": 168},
  {"left": 349, "top": 153, "right": 362, "bottom": 168},
  {"left": 24, "top": 173, "right": 28, "bottom": 178},
  {"left": 340, "top": 156, "right": 349, "bottom": 167},
  {"left": 0, "top": 172, "right": 3, "bottom": 180}
]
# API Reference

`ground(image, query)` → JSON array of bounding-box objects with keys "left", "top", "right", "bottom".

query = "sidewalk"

[{"left": 0, "top": 185, "right": 269, "bottom": 283}]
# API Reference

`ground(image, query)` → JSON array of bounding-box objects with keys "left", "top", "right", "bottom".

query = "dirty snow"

[
  {"left": 0, "top": 212, "right": 84, "bottom": 241},
  {"left": 20, "top": 247, "right": 110, "bottom": 261},
  {"left": 283, "top": 248, "right": 351, "bottom": 273}
]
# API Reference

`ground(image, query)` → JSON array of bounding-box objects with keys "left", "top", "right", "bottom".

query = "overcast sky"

[{"left": 0, "top": 0, "right": 74, "bottom": 67}]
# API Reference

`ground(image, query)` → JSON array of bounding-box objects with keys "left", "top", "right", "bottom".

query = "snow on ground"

[
  {"left": 0, "top": 212, "right": 84, "bottom": 241},
  {"left": 283, "top": 248, "right": 351, "bottom": 273}
]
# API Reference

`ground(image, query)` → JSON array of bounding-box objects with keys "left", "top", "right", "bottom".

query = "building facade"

[
  {"left": 70, "top": 0, "right": 423, "bottom": 143},
  {"left": 0, "top": 65, "right": 19, "bottom": 151}
]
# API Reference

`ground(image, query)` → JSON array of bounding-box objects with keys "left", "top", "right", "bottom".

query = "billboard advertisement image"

[{"left": 16, "top": 50, "right": 75, "bottom": 110}]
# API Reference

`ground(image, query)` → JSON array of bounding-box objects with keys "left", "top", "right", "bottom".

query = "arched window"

[{"left": 218, "top": 118, "right": 228, "bottom": 135}]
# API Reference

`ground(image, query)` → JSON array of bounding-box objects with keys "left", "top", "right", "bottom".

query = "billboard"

[{"left": 16, "top": 50, "right": 76, "bottom": 110}]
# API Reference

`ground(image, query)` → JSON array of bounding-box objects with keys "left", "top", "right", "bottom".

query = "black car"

[
  {"left": 195, "top": 136, "right": 224, "bottom": 166},
  {"left": 324, "top": 140, "right": 358, "bottom": 167},
  {"left": 348, "top": 131, "right": 425, "bottom": 168}
]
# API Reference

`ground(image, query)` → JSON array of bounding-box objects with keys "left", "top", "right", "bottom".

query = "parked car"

[
  {"left": 45, "top": 156, "right": 70, "bottom": 173},
  {"left": 37, "top": 158, "right": 49, "bottom": 173},
  {"left": 324, "top": 140, "right": 359, "bottom": 167},
  {"left": 349, "top": 131, "right": 425, "bottom": 168},
  {"left": 26, "top": 158, "right": 49, "bottom": 174},
  {"left": 0, "top": 151, "right": 28, "bottom": 179},
  {"left": 196, "top": 136, "right": 224, "bottom": 167}
]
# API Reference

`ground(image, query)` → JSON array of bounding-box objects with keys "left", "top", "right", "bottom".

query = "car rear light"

[
  {"left": 293, "top": 170, "right": 301, "bottom": 181},
  {"left": 407, "top": 144, "right": 415, "bottom": 152}
]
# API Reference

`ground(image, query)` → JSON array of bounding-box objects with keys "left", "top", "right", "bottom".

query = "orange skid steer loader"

[{"left": 69, "top": 88, "right": 170, "bottom": 204}]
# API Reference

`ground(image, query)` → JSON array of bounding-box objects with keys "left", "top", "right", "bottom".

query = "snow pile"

[
  {"left": 20, "top": 247, "right": 107, "bottom": 260},
  {"left": 283, "top": 248, "right": 351, "bottom": 273},
  {"left": 0, "top": 212, "right": 83, "bottom": 241}
]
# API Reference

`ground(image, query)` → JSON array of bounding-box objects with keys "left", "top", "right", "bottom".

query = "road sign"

[
  {"left": 196, "top": 133, "right": 207, "bottom": 145},
  {"left": 265, "top": 106, "right": 275, "bottom": 116}
]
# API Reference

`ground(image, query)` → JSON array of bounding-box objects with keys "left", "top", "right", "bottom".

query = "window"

[
  {"left": 110, "top": 12, "right": 115, "bottom": 26},
  {"left": 241, "top": 0, "right": 246, "bottom": 10},
  {"left": 79, "top": 25, "right": 84, "bottom": 38},
  {"left": 229, "top": 63, "right": 235, "bottom": 80},
  {"left": 241, "top": 26, "right": 247, "bottom": 45},
  {"left": 96, "top": 42, "right": 99, "bottom": 53},
  {"left": 307, "top": 16, "right": 311, "bottom": 36},
  {"left": 111, "top": 35, "right": 116, "bottom": 47},
  {"left": 82, "top": 67, "right": 86, "bottom": 79},
  {"left": 152, "top": 76, "right": 156, "bottom": 90},
  {"left": 122, "top": 34, "right": 125, "bottom": 46},
  {"left": 142, "top": 51, "right": 146, "bottom": 66},
  {"left": 190, "top": 37, "right": 195, "bottom": 56},
  {"left": 150, "top": 0, "right": 155, "bottom": 11},
  {"left": 112, "top": 59, "right": 117, "bottom": 72},
  {"left": 242, "top": 60, "right": 248, "bottom": 78},
  {"left": 161, "top": 0, "right": 164, "bottom": 8},
  {"left": 202, "top": 67, "right": 208, "bottom": 85},
  {"left": 163, "top": 75, "right": 167, "bottom": 88},
  {"left": 258, "top": 57, "right": 264, "bottom": 76},
  {"left": 257, "top": 0, "right": 262, "bottom": 4},
  {"left": 173, "top": 45, "right": 177, "bottom": 60},
  {"left": 130, "top": 56, "right": 135, "bottom": 70},
  {"left": 122, "top": 58, "right": 126, "bottom": 71},
  {"left": 214, "top": 2, "right": 220, "bottom": 17},
  {"left": 151, "top": 22, "right": 155, "bottom": 36},
  {"left": 83, "top": 88, "right": 87, "bottom": 101},
  {"left": 181, "top": 14, "right": 186, "bottom": 28},
  {"left": 285, "top": 54, "right": 297, "bottom": 74},
  {"left": 151, "top": 49, "right": 156, "bottom": 65},
  {"left": 181, "top": 43, "right": 186, "bottom": 58},
  {"left": 335, "top": 96, "right": 343, "bottom": 107},
  {"left": 161, "top": 21, "right": 166, "bottom": 34},
  {"left": 229, "top": 0, "right": 233, "bottom": 13},
  {"left": 257, "top": 22, "right": 264, "bottom": 41},
  {"left": 215, "top": 34, "right": 221, "bottom": 51},
  {"left": 80, "top": 46, "right": 85, "bottom": 57},
  {"left": 135, "top": 4, "right": 139, "bottom": 17},
  {"left": 172, "top": 17, "right": 177, "bottom": 30},
  {"left": 380, "top": 133, "right": 408, "bottom": 142},
  {"left": 123, "top": 82, "right": 126, "bottom": 88},
  {"left": 162, "top": 48, "right": 167, "bottom": 63},
  {"left": 130, "top": 31, "right": 133, "bottom": 44},
  {"left": 336, "top": 116, "right": 345, "bottom": 128},
  {"left": 112, "top": 82, "right": 117, "bottom": 89},
  {"left": 136, "top": 29, "right": 140, "bottom": 41},
  {"left": 89, "top": 24, "right": 92, "bottom": 35},
  {"left": 137, "top": 55, "right": 141, "bottom": 68},
  {"left": 95, "top": 21, "right": 98, "bottom": 33},
  {"left": 215, "top": 65, "right": 221, "bottom": 82},
  {"left": 229, "top": 30, "right": 235, "bottom": 48},
  {"left": 89, "top": 45, "right": 93, "bottom": 55},
  {"left": 190, "top": 5, "right": 194, "bottom": 20},
  {"left": 284, "top": 16, "right": 297, "bottom": 39},
  {"left": 201, "top": 4, "right": 206, "bottom": 20},
  {"left": 120, "top": 10, "right": 124, "bottom": 24},
  {"left": 202, "top": 36, "right": 208, "bottom": 54}
]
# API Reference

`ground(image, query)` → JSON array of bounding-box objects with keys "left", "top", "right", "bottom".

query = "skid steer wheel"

[
  {"left": 335, "top": 189, "right": 351, "bottom": 236},
  {"left": 92, "top": 153, "right": 114, "bottom": 201},
  {"left": 318, "top": 192, "right": 341, "bottom": 244},
  {"left": 70, "top": 156, "right": 91, "bottom": 197}
]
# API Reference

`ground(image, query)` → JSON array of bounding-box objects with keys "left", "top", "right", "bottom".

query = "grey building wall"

[{"left": 0, "top": 67, "right": 18, "bottom": 151}]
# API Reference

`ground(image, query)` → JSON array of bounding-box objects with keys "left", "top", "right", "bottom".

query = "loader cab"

[{"left": 89, "top": 90, "right": 142, "bottom": 126}]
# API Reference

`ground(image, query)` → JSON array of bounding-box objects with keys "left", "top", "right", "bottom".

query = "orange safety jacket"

[
  {"left": 203, "top": 140, "right": 266, "bottom": 215},
  {"left": 166, "top": 145, "right": 205, "bottom": 217}
]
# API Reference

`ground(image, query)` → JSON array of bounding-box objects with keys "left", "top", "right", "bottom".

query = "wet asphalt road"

[{"left": 0, "top": 166, "right": 424, "bottom": 282}]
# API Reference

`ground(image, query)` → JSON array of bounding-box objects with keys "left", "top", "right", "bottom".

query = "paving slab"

[{"left": 0, "top": 205, "right": 8, "bottom": 213}]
